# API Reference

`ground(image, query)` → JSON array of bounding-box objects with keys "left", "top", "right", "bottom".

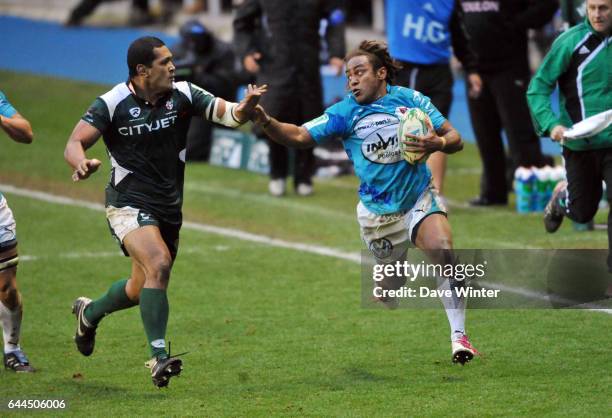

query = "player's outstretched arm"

[
  {"left": 212, "top": 84, "right": 268, "bottom": 127},
  {"left": 64, "top": 120, "right": 102, "bottom": 182},
  {"left": 234, "top": 84, "right": 267, "bottom": 122},
  {"left": 403, "top": 120, "right": 463, "bottom": 155},
  {"left": 0, "top": 113, "right": 33, "bottom": 144},
  {"left": 252, "top": 105, "right": 316, "bottom": 149}
]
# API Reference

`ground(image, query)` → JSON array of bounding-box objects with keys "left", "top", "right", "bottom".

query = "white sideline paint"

[
  {"left": 20, "top": 251, "right": 121, "bottom": 262},
  {"left": 483, "top": 282, "right": 612, "bottom": 312},
  {"left": 184, "top": 182, "right": 354, "bottom": 220},
  {"left": 0, "top": 183, "right": 360, "bottom": 263},
  {"left": 19, "top": 247, "right": 217, "bottom": 262},
  {"left": 184, "top": 183, "right": 539, "bottom": 249},
  {"left": 2, "top": 183, "right": 610, "bottom": 314}
]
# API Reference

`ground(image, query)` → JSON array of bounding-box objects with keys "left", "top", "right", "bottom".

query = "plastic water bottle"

[
  {"left": 533, "top": 166, "right": 551, "bottom": 212},
  {"left": 531, "top": 167, "right": 546, "bottom": 212},
  {"left": 514, "top": 167, "right": 534, "bottom": 213},
  {"left": 600, "top": 181, "right": 609, "bottom": 210}
]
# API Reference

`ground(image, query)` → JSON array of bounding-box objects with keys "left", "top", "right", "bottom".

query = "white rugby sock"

[
  {"left": 437, "top": 277, "right": 466, "bottom": 341},
  {"left": 0, "top": 301, "right": 22, "bottom": 353}
]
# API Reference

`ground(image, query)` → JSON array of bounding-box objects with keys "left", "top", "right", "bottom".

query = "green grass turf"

[{"left": 0, "top": 71, "right": 610, "bottom": 416}]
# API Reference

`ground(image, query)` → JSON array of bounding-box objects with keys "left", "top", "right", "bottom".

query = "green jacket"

[{"left": 527, "top": 19, "right": 611, "bottom": 151}]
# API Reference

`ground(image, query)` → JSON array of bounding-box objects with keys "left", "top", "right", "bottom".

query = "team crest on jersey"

[
  {"left": 129, "top": 107, "right": 141, "bottom": 118},
  {"left": 165, "top": 100, "right": 173, "bottom": 110},
  {"left": 395, "top": 107, "right": 409, "bottom": 118},
  {"left": 355, "top": 113, "right": 402, "bottom": 164}
]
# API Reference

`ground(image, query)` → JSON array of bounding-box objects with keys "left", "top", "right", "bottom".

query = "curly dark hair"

[{"left": 344, "top": 40, "right": 403, "bottom": 84}]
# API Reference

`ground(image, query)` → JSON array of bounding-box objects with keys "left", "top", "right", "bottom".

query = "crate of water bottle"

[{"left": 514, "top": 165, "right": 565, "bottom": 213}]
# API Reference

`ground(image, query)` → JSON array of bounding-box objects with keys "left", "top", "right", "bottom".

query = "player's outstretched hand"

[
  {"left": 235, "top": 84, "right": 268, "bottom": 123},
  {"left": 72, "top": 158, "right": 101, "bottom": 182},
  {"left": 403, "top": 131, "right": 445, "bottom": 154}
]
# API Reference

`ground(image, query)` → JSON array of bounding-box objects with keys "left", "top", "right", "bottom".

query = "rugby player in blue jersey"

[
  {"left": 251, "top": 40, "right": 480, "bottom": 364},
  {"left": 0, "top": 91, "right": 35, "bottom": 372}
]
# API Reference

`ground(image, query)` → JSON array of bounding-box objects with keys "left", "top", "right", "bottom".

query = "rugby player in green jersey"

[{"left": 64, "top": 36, "right": 266, "bottom": 388}]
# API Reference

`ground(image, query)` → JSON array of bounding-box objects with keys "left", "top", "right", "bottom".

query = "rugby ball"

[{"left": 397, "top": 108, "right": 434, "bottom": 165}]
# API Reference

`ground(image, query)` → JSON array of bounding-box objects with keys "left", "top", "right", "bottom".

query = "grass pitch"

[{"left": 0, "top": 71, "right": 610, "bottom": 416}]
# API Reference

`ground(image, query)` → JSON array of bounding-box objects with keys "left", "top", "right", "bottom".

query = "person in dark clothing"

[
  {"left": 562, "top": 0, "right": 587, "bottom": 27},
  {"left": 65, "top": 0, "right": 181, "bottom": 26},
  {"left": 386, "top": 0, "right": 481, "bottom": 196},
  {"left": 65, "top": 0, "right": 152, "bottom": 26},
  {"left": 233, "top": 0, "right": 346, "bottom": 196},
  {"left": 172, "top": 20, "right": 242, "bottom": 161},
  {"left": 458, "top": 0, "right": 558, "bottom": 206}
]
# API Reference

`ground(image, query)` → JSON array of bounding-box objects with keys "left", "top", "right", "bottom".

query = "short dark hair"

[
  {"left": 127, "top": 36, "right": 166, "bottom": 78},
  {"left": 344, "top": 40, "right": 403, "bottom": 84}
]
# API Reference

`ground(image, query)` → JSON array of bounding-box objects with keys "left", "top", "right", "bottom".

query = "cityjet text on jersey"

[{"left": 118, "top": 115, "right": 178, "bottom": 136}]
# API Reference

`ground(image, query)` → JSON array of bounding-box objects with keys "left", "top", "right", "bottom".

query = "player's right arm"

[
  {"left": 0, "top": 113, "right": 33, "bottom": 144},
  {"left": 251, "top": 105, "right": 316, "bottom": 149},
  {"left": 0, "top": 92, "right": 33, "bottom": 143},
  {"left": 64, "top": 120, "right": 102, "bottom": 182}
]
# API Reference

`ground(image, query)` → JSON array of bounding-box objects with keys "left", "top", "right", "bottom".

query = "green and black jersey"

[
  {"left": 527, "top": 20, "right": 611, "bottom": 151},
  {"left": 82, "top": 81, "right": 216, "bottom": 224}
]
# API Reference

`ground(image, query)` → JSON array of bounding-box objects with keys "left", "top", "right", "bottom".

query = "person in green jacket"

[{"left": 527, "top": 0, "right": 611, "bottom": 260}]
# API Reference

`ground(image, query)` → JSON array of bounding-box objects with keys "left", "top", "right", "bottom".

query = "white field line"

[
  {"left": 20, "top": 251, "right": 121, "bottom": 262},
  {"left": 2, "top": 183, "right": 610, "bottom": 314},
  {"left": 184, "top": 182, "right": 354, "bottom": 220},
  {"left": 189, "top": 177, "right": 534, "bottom": 246},
  {"left": 0, "top": 183, "right": 360, "bottom": 263},
  {"left": 186, "top": 183, "right": 535, "bottom": 247},
  {"left": 481, "top": 282, "right": 612, "bottom": 313},
  {"left": 19, "top": 247, "right": 221, "bottom": 262},
  {"left": 185, "top": 183, "right": 536, "bottom": 249}
]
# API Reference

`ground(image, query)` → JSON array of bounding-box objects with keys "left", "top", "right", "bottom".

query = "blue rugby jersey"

[
  {"left": 304, "top": 85, "right": 446, "bottom": 215},
  {"left": 0, "top": 91, "right": 17, "bottom": 118},
  {"left": 385, "top": 0, "right": 454, "bottom": 65}
]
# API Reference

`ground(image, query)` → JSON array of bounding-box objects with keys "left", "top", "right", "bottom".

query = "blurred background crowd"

[{"left": 0, "top": 0, "right": 589, "bottom": 201}]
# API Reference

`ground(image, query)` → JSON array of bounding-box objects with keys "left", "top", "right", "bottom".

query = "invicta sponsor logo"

[
  {"left": 118, "top": 116, "right": 178, "bottom": 136},
  {"left": 362, "top": 130, "right": 402, "bottom": 163},
  {"left": 366, "top": 132, "right": 398, "bottom": 154},
  {"left": 356, "top": 113, "right": 402, "bottom": 164}
]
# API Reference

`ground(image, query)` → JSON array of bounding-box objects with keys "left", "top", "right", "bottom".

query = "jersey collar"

[{"left": 126, "top": 80, "right": 172, "bottom": 107}]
